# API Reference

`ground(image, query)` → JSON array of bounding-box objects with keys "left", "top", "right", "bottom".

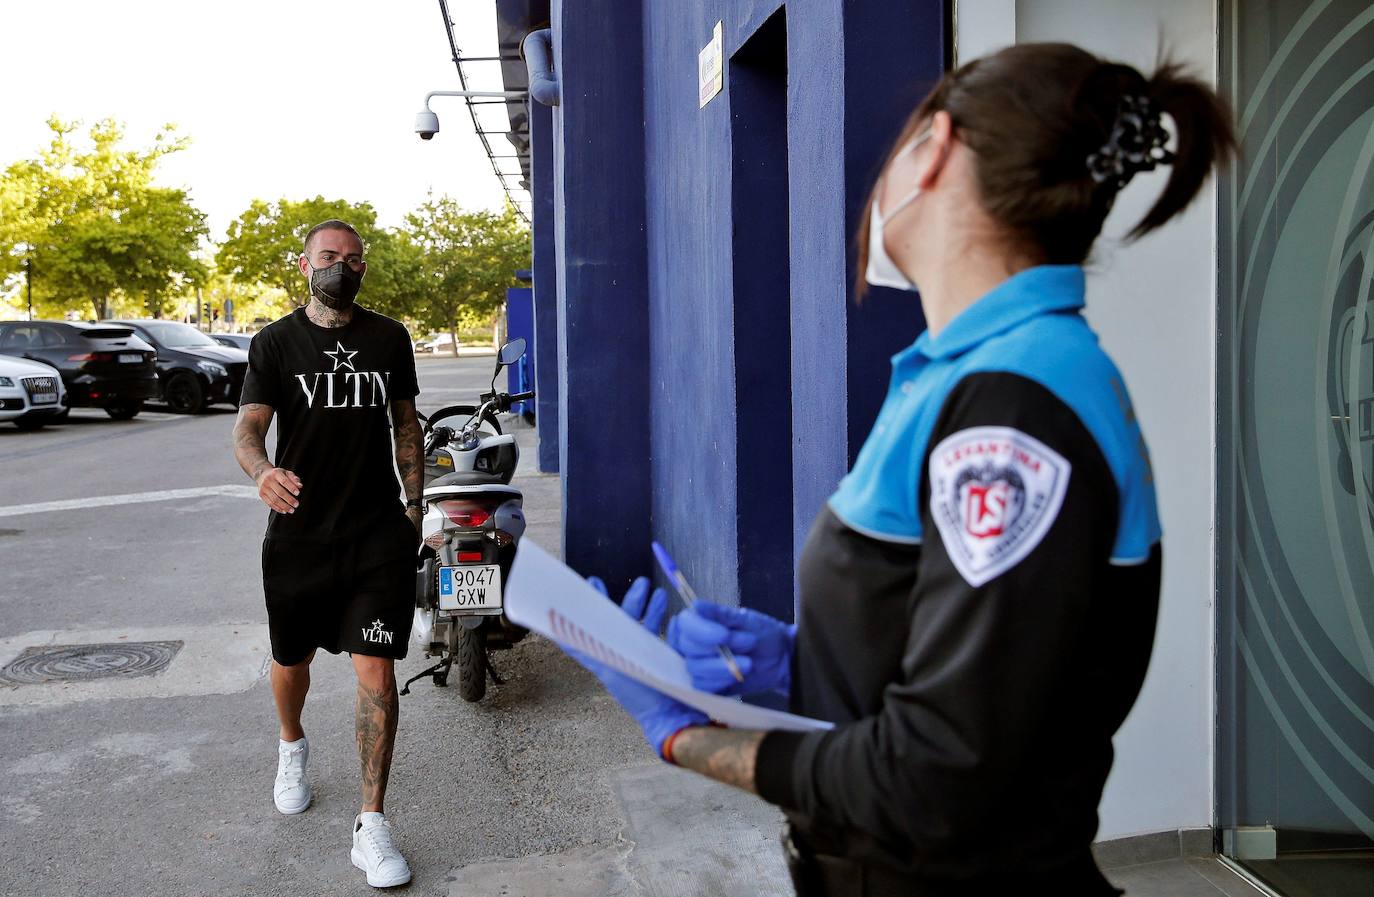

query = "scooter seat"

[{"left": 430, "top": 470, "right": 507, "bottom": 487}]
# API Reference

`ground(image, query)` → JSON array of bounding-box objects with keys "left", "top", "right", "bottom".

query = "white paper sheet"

[{"left": 505, "top": 540, "right": 833, "bottom": 733}]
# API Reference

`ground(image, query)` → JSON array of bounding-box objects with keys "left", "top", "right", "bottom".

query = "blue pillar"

[
  {"left": 840, "top": 0, "right": 944, "bottom": 464},
  {"left": 529, "top": 99, "right": 560, "bottom": 473},
  {"left": 788, "top": 0, "right": 946, "bottom": 565},
  {"left": 505, "top": 285, "right": 535, "bottom": 413},
  {"left": 551, "top": 0, "right": 652, "bottom": 591}
]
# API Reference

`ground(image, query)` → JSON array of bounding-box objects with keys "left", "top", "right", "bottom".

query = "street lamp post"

[{"left": 24, "top": 256, "right": 33, "bottom": 321}]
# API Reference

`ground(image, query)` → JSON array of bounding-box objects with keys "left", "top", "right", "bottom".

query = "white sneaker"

[
  {"left": 351, "top": 812, "right": 412, "bottom": 888},
  {"left": 273, "top": 737, "right": 312, "bottom": 815}
]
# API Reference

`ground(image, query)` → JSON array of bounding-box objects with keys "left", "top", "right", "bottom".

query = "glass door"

[{"left": 1218, "top": 2, "right": 1374, "bottom": 895}]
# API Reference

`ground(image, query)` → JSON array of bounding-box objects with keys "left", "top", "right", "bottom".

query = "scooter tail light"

[{"left": 436, "top": 500, "right": 492, "bottom": 528}]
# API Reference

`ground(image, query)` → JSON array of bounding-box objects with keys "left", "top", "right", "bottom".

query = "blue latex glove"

[
  {"left": 561, "top": 576, "right": 706, "bottom": 758},
  {"left": 666, "top": 600, "right": 796, "bottom": 697}
]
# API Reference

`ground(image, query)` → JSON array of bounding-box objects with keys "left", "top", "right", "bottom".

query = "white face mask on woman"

[{"left": 864, "top": 129, "right": 932, "bottom": 292}]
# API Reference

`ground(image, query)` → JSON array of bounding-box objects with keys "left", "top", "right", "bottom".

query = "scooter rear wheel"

[{"left": 455, "top": 624, "right": 487, "bottom": 702}]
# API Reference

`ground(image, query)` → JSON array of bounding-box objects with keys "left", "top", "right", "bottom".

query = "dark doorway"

[{"left": 730, "top": 9, "right": 794, "bottom": 623}]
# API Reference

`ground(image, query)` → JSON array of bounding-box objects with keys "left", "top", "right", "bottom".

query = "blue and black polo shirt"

[{"left": 755, "top": 265, "right": 1164, "bottom": 894}]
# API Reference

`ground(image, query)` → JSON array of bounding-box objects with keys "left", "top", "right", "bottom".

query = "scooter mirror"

[{"left": 497, "top": 338, "right": 527, "bottom": 367}]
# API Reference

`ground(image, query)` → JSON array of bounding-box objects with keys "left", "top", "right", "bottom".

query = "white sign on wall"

[{"left": 698, "top": 20, "right": 723, "bottom": 107}]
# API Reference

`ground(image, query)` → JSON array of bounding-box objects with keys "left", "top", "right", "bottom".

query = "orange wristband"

[
  {"left": 661, "top": 722, "right": 724, "bottom": 765},
  {"left": 662, "top": 726, "right": 691, "bottom": 765}
]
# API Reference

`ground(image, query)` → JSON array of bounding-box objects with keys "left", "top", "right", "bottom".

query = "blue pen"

[{"left": 652, "top": 541, "right": 745, "bottom": 684}]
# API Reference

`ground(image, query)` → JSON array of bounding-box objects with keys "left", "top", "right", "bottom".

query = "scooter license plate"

[{"left": 437, "top": 565, "right": 503, "bottom": 613}]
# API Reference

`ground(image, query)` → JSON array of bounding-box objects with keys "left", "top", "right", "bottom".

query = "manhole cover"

[{"left": 0, "top": 641, "right": 183, "bottom": 685}]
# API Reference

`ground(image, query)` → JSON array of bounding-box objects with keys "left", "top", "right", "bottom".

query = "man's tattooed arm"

[
  {"left": 668, "top": 726, "right": 765, "bottom": 794},
  {"left": 233, "top": 403, "right": 275, "bottom": 482},
  {"left": 392, "top": 399, "right": 423, "bottom": 531},
  {"left": 234, "top": 403, "right": 301, "bottom": 514}
]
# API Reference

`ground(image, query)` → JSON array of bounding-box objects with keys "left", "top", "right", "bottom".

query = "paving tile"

[
  {"left": 1185, "top": 858, "right": 1269, "bottom": 896},
  {"left": 1108, "top": 858, "right": 1229, "bottom": 896},
  {"left": 1097, "top": 831, "right": 1187, "bottom": 869}
]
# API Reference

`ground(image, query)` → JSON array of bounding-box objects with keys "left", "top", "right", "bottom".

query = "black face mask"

[{"left": 307, "top": 260, "right": 363, "bottom": 310}]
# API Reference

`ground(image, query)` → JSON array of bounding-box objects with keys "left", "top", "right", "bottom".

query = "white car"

[
  {"left": 417, "top": 333, "right": 458, "bottom": 354},
  {"left": 0, "top": 354, "right": 67, "bottom": 429}
]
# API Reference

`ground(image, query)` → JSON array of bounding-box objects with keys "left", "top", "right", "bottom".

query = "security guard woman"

[{"left": 571, "top": 43, "right": 1237, "bottom": 896}]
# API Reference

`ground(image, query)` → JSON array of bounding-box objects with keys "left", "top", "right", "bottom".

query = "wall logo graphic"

[
  {"left": 1225, "top": 0, "right": 1374, "bottom": 841},
  {"left": 928, "top": 426, "right": 1070, "bottom": 587},
  {"left": 1326, "top": 212, "right": 1374, "bottom": 507}
]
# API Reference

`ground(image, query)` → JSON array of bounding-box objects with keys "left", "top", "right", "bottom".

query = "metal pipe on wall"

[{"left": 522, "top": 29, "right": 561, "bottom": 106}]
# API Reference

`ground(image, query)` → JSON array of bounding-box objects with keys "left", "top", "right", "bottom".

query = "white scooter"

[{"left": 405, "top": 338, "right": 535, "bottom": 702}]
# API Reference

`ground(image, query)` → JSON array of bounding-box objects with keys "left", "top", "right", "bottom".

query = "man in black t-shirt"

[{"left": 232, "top": 219, "right": 421, "bottom": 889}]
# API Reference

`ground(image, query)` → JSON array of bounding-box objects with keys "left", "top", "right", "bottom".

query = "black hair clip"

[{"left": 1086, "top": 94, "right": 1174, "bottom": 190}]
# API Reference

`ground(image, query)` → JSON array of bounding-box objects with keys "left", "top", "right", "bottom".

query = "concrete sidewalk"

[{"left": 481, "top": 420, "right": 794, "bottom": 897}]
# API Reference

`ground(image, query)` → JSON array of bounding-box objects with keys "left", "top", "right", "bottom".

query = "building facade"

[{"left": 492, "top": 0, "right": 1374, "bottom": 892}]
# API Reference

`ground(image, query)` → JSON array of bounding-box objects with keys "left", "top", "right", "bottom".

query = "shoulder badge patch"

[{"left": 928, "top": 426, "right": 1071, "bottom": 587}]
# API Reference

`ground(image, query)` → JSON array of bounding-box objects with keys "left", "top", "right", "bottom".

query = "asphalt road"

[{"left": 0, "top": 354, "right": 798, "bottom": 897}]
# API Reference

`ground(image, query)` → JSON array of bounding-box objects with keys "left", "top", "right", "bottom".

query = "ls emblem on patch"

[{"left": 928, "top": 426, "right": 1071, "bottom": 587}]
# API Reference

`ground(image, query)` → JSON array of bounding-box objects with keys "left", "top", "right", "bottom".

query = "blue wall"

[
  {"left": 505, "top": 286, "right": 535, "bottom": 414},
  {"left": 840, "top": 2, "right": 943, "bottom": 464},
  {"left": 729, "top": 9, "right": 794, "bottom": 622},
  {"left": 785, "top": 0, "right": 942, "bottom": 573},
  {"left": 529, "top": 99, "right": 560, "bottom": 473},
  {"left": 543, "top": 0, "right": 946, "bottom": 608},
  {"left": 550, "top": 0, "right": 653, "bottom": 593}
]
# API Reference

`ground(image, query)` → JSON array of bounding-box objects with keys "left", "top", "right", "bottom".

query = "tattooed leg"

[
  {"left": 352, "top": 654, "right": 400, "bottom": 813},
  {"left": 668, "top": 727, "right": 765, "bottom": 794}
]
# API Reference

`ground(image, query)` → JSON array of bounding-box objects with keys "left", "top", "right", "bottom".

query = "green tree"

[
  {"left": 351, "top": 230, "right": 421, "bottom": 323},
  {"left": 398, "top": 199, "right": 530, "bottom": 348},
  {"left": 0, "top": 117, "right": 208, "bottom": 319},
  {"left": 217, "top": 196, "right": 389, "bottom": 307},
  {"left": 192, "top": 271, "right": 293, "bottom": 330}
]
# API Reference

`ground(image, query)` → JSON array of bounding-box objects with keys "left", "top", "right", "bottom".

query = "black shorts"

[{"left": 262, "top": 514, "right": 417, "bottom": 666}]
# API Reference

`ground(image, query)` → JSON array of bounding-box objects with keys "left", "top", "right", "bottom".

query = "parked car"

[
  {"left": 210, "top": 332, "right": 254, "bottom": 351},
  {"left": 102, "top": 320, "right": 249, "bottom": 414},
  {"left": 0, "top": 321, "right": 158, "bottom": 419},
  {"left": 0, "top": 354, "right": 67, "bottom": 429},
  {"left": 417, "top": 333, "right": 458, "bottom": 354}
]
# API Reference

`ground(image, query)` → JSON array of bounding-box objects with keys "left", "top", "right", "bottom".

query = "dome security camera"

[{"left": 414, "top": 109, "right": 440, "bottom": 140}]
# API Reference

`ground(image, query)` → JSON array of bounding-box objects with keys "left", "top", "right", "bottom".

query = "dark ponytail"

[
  {"left": 855, "top": 43, "right": 1237, "bottom": 293},
  {"left": 1131, "top": 61, "right": 1238, "bottom": 238}
]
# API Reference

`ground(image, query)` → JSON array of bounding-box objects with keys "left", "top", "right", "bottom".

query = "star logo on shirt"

[{"left": 323, "top": 341, "right": 357, "bottom": 371}]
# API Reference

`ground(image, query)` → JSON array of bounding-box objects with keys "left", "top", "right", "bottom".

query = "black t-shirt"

[{"left": 240, "top": 306, "right": 419, "bottom": 543}]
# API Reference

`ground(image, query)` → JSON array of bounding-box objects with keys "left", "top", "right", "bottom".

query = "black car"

[
  {"left": 103, "top": 320, "right": 249, "bottom": 414},
  {"left": 210, "top": 333, "right": 254, "bottom": 351},
  {"left": 0, "top": 320, "right": 159, "bottom": 419}
]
